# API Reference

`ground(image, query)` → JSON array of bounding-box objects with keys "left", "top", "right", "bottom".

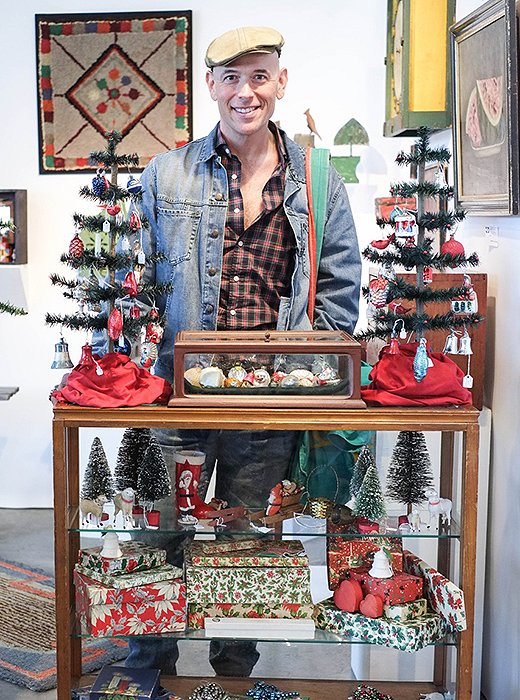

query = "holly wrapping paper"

[
  {"left": 347, "top": 566, "right": 423, "bottom": 605},
  {"left": 314, "top": 598, "right": 450, "bottom": 653},
  {"left": 187, "top": 539, "right": 308, "bottom": 568},
  {"left": 185, "top": 565, "right": 312, "bottom": 605},
  {"left": 78, "top": 541, "right": 167, "bottom": 576},
  {"left": 403, "top": 550, "right": 466, "bottom": 631},
  {"left": 383, "top": 597, "right": 427, "bottom": 622},
  {"left": 74, "top": 563, "right": 182, "bottom": 589},
  {"left": 198, "top": 538, "right": 260, "bottom": 554},
  {"left": 187, "top": 601, "right": 316, "bottom": 629},
  {"left": 76, "top": 573, "right": 186, "bottom": 637}
]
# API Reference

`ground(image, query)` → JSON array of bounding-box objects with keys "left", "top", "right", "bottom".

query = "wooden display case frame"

[{"left": 52, "top": 404, "right": 480, "bottom": 700}]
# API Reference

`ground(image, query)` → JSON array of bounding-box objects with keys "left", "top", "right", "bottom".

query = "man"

[{"left": 127, "top": 25, "right": 361, "bottom": 677}]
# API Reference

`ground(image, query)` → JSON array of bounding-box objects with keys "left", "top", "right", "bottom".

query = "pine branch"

[
  {"left": 0, "top": 300, "right": 27, "bottom": 316},
  {"left": 356, "top": 311, "right": 483, "bottom": 341},
  {"left": 386, "top": 279, "right": 476, "bottom": 303},
  {"left": 390, "top": 181, "right": 454, "bottom": 199}
]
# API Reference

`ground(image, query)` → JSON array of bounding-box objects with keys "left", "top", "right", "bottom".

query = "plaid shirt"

[{"left": 216, "top": 125, "right": 295, "bottom": 330}]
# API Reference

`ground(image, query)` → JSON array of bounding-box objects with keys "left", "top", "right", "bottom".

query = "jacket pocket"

[{"left": 156, "top": 202, "right": 202, "bottom": 266}]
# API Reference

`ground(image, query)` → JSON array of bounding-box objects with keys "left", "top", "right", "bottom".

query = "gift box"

[
  {"left": 77, "top": 541, "right": 167, "bottom": 576},
  {"left": 75, "top": 571, "right": 186, "bottom": 637},
  {"left": 327, "top": 534, "right": 403, "bottom": 590},
  {"left": 314, "top": 599, "right": 450, "bottom": 653},
  {"left": 384, "top": 597, "right": 427, "bottom": 622},
  {"left": 90, "top": 664, "right": 160, "bottom": 699},
  {"left": 188, "top": 539, "right": 308, "bottom": 568},
  {"left": 74, "top": 563, "right": 182, "bottom": 589},
  {"left": 403, "top": 550, "right": 466, "bottom": 631},
  {"left": 347, "top": 565, "right": 423, "bottom": 605},
  {"left": 187, "top": 601, "right": 316, "bottom": 629},
  {"left": 198, "top": 539, "right": 260, "bottom": 554}
]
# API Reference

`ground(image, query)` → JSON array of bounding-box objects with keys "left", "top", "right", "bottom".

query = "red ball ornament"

[
  {"left": 441, "top": 234, "right": 465, "bottom": 266},
  {"left": 69, "top": 233, "right": 84, "bottom": 257},
  {"left": 107, "top": 307, "right": 123, "bottom": 340}
]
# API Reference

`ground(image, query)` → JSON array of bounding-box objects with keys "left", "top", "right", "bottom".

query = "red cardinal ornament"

[
  {"left": 122, "top": 271, "right": 138, "bottom": 297},
  {"left": 69, "top": 233, "right": 84, "bottom": 257},
  {"left": 107, "top": 307, "right": 123, "bottom": 340},
  {"left": 106, "top": 204, "right": 121, "bottom": 216},
  {"left": 370, "top": 232, "right": 395, "bottom": 250}
]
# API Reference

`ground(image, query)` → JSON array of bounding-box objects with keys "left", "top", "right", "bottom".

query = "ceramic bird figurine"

[{"left": 304, "top": 108, "right": 321, "bottom": 140}]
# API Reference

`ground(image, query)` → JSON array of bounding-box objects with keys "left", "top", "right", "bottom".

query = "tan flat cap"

[{"left": 205, "top": 26, "right": 284, "bottom": 68}]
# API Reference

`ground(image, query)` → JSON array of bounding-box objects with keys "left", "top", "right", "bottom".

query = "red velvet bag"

[
  {"left": 51, "top": 353, "right": 171, "bottom": 407},
  {"left": 361, "top": 342, "right": 472, "bottom": 407}
]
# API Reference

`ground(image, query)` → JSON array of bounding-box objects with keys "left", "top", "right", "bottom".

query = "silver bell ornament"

[
  {"left": 459, "top": 329, "right": 473, "bottom": 355},
  {"left": 442, "top": 329, "right": 459, "bottom": 355},
  {"left": 51, "top": 336, "right": 74, "bottom": 369}
]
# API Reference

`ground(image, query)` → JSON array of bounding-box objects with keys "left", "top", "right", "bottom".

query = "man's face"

[{"left": 206, "top": 52, "right": 288, "bottom": 141}]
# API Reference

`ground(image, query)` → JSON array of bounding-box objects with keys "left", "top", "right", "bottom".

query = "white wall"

[{"left": 1, "top": 0, "right": 516, "bottom": 697}]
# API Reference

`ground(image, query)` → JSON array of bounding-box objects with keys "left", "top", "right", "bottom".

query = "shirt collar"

[{"left": 215, "top": 122, "right": 288, "bottom": 165}]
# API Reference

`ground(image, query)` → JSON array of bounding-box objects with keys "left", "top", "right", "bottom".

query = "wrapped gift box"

[
  {"left": 90, "top": 664, "right": 160, "bottom": 699},
  {"left": 75, "top": 571, "right": 186, "bottom": 637},
  {"left": 188, "top": 539, "right": 308, "bottom": 568},
  {"left": 347, "top": 565, "right": 423, "bottom": 605},
  {"left": 315, "top": 599, "right": 450, "bottom": 653},
  {"left": 198, "top": 539, "right": 259, "bottom": 554},
  {"left": 78, "top": 541, "right": 167, "bottom": 576},
  {"left": 384, "top": 597, "right": 427, "bottom": 622},
  {"left": 403, "top": 550, "right": 466, "bottom": 631},
  {"left": 74, "top": 563, "right": 182, "bottom": 589},
  {"left": 327, "top": 531, "right": 403, "bottom": 590},
  {"left": 188, "top": 601, "right": 316, "bottom": 629}
]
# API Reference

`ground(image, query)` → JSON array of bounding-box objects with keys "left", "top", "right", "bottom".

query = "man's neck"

[{"left": 220, "top": 124, "right": 277, "bottom": 164}]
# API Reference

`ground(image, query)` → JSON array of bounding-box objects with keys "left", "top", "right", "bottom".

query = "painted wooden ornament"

[
  {"left": 69, "top": 233, "right": 84, "bottom": 257},
  {"left": 359, "top": 593, "right": 384, "bottom": 619},
  {"left": 127, "top": 176, "right": 143, "bottom": 194},
  {"left": 107, "top": 307, "right": 123, "bottom": 340}
]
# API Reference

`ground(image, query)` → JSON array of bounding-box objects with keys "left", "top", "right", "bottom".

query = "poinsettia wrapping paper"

[
  {"left": 76, "top": 574, "right": 186, "bottom": 637},
  {"left": 348, "top": 566, "right": 423, "bottom": 605},
  {"left": 78, "top": 541, "right": 167, "bottom": 576},
  {"left": 315, "top": 599, "right": 450, "bottom": 652},
  {"left": 187, "top": 601, "right": 316, "bottom": 629},
  {"left": 403, "top": 550, "right": 466, "bottom": 631},
  {"left": 186, "top": 565, "right": 312, "bottom": 605},
  {"left": 188, "top": 539, "right": 308, "bottom": 568},
  {"left": 74, "top": 563, "right": 182, "bottom": 589},
  {"left": 384, "top": 597, "right": 427, "bottom": 622}
]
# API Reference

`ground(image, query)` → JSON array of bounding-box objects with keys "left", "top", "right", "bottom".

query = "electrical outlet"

[{"left": 484, "top": 225, "right": 499, "bottom": 247}]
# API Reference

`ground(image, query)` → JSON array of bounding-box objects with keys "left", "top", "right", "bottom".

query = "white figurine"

[
  {"left": 113, "top": 487, "right": 136, "bottom": 528},
  {"left": 424, "top": 487, "right": 452, "bottom": 527},
  {"left": 100, "top": 531, "right": 122, "bottom": 558},
  {"left": 407, "top": 506, "right": 422, "bottom": 532},
  {"left": 368, "top": 547, "right": 393, "bottom": 578},
  {"left": 80, "top": 494, "right": 108, "bottom": 528}
]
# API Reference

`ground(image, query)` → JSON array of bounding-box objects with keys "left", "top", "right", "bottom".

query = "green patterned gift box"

[
  {"left": 315, "top": 599, "right": 450, "bottom": 653},
  {"left": 188, "top": 601, "right": 316, "bottom": 628},
  {"left": 74, "top": 563, "right": 182, "bottom": 588},
  {"left": 187, "top": 539, "right": 308, "bottom": 568},
  {"left": 186, "top": 564, "right": 312, "bottom": 605},
  {"left": 384, "top": 598, "right": 427, "bottom": 622},
  {"left": 78, "top": 541, "right": 167, "bottom": 576}
]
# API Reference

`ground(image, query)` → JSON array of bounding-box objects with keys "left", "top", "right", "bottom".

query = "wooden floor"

[{"left": 84, "top": 675, "right": 440, "bottom": 699}]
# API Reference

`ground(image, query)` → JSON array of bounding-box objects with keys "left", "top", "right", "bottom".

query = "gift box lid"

[
  {"left": 90, "top": 665, "right": 160, "bottom": 699},
  {"left": 187, "top": 539, "right": 309, "bottom": 568}
]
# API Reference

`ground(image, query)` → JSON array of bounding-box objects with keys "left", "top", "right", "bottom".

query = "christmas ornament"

[
  {"left": 394, "top": 213, "right": 418, "bottom": 241},
  {"left": 100, "top": 531, "right": 122, "bottom": 558},
  {"left": 174, "top": 450, "right": 207, "bottom": 523},
  {"left": 122, "top": 271, "right": 138, "bottom": 297},
  {"left": 107, "top": 307, "right": 123, "bottom": 340},
  {"left": 129, "top": 211, "right": 142, "bottom": 231},
  {"left": 199, "top": 366, "right": 225, "bottom": 388},
  {"left": 388, "top": 336, "right": 400, "bottom": 355},
  {"left": 92, "top": 168, "right": 109, "bottom": 196},
  {"left": 368, "top": 547, "right": 393, "bottom": 578},
  {"left": 106, "top": 204, "right": 121, "bottom": 216},
  {"left": 130, "top": 303, "right": 141, "bottom": 319},
  {"left": 116, "top": 335, "right": 132, "bottom": 355},
  {"left": 451, "top": 273, "right": 478, "bottom": 314},
  {"left": 370, "top": 232, "right": 395, "bottom": 250},
  {"left": 458, "top": 328, "right": 473, "bottom": 355},
  {"left": 145, "top": 319, "right": 164, "bottom": 344},
  {"left": 78, "top": 343, "right": 95, "bottom": 368},
  {"left": 442, "top": 329, "right": 459, "bottom": 354},
  {"left": 51, "top": 335, "right": 74, "bottom": 369},
  {"left": 188, "top": 682, "right": 228, "bottom": 700},
  {"left": 368, "top": 274, "right": 390, "bottom": 308},
  {"left": 69, "top": 233, "right": 84, "bottom": 257},
  {"left": 102, "top": 219, "right": 111, "bottom": 234},
  {"left": 245, "top": 680, "right": 299, "bottom": 699},
  {"left": 140, "top": 341, "right": 158, "bottom": 369},
  {"left": 127, "top": 175, "right": 143, "bottom": 195},
  {"left": 413, "top": 338, "right": 429, "bottom": 382},
  {"left": 423, "top": 266, "right": 433, "bottom": 284},
  {"left": 441, "top": 231, "right": 465, "bottom": 265}
]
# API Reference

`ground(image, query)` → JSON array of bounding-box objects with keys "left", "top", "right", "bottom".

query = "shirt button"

[
  {"left": 214, "top": 193, "right": 223, "bottom": 201},
  {"left": 238, "top": 240, "right": 244, "bottom": 247},
  {"left": 210, "top": 229, "right": 219, "bottom": 238},
  {"left": 231, "top": 174, "right": 238, "bottom": 180},
  {"left": 229, "top": 309, "right": 236, "bottom": 316},
  {"left": 233, "top": 275, "right": 239, "bottom": 282},
  {"left": 206, "top": 304, "right": 214, "bottom": 314},
  {"left": 208, "top": 266, "right": 217, "bottom": 276},
  {"left": 233, "top": 207, "right": 240, "bottom": 213}
]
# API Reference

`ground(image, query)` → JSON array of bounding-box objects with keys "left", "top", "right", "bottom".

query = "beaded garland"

[
  {"left": 347, "top": 684, "right": 394, "bottom": 700},
  {"left": 245, "top": 680, "right": 300, "bottom": 699}
]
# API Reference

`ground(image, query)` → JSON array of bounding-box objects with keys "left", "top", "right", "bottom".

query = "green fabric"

[{"left": 309, "top": 147, "right": 330, "bottom": 265}]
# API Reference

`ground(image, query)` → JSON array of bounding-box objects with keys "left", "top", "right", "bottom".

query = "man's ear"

[
  {"left": 206, "top": 69, "right": 218, "bottom": 101},
  {"left": 276, "top": 67, "right": 288, "bottom": 99}
]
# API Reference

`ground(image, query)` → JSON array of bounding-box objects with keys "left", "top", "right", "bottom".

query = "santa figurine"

[
  {"left": 265, "top": 482, "right": 284, "bottom": 517},
  {"left": 176, "top": 468, "right": 199, "bottom": 524}
]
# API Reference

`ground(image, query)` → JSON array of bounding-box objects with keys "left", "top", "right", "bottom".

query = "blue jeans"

[{"left": 126, "top": 428, "right": 300, "bottom": 676}]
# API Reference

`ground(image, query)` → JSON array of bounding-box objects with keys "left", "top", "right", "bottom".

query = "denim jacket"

[{"left": 139, "top": 123, "right": 361, "bottom": 382}]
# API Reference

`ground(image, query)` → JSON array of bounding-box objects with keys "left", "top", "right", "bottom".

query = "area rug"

[
  {"left": 35, "top": 11, "right": 192, "bottom": 173},
  {"left": 0, "top": 559, "right": 127, "bottom": 691}
]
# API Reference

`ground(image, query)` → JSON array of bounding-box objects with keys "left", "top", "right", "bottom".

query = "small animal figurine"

[
  {"left": 424, "top": 487, "right": 452, "bottom": 527},
  {"left": 80, "top": 494, "right": 108, "bottom": 528},
  {"left": 113, "top": 487, "right": 136, "bottom": 528},
  {"left": 304, "top": 108, "right": 321, "bottom": 140},
  {"left": 407, "top": 507, "right": 422, "bottom": 532}
]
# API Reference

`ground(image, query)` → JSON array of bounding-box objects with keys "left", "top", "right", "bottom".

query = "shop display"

[
  {"left": 74, "top": 563, "right": 182, "bottom": 589},
  {"left": 78, "top": 541, "right": 167, "bottom": 577},
  {"left": 170, "top": 330, "right": 365, "bottom": 408},
  {"left": 188, "top": 539, "right": 308, "bottom": 568}
]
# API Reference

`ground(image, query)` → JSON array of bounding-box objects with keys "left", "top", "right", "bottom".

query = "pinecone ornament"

[{"left": 69, "top": 233, "right": 84, "bottom": 257}]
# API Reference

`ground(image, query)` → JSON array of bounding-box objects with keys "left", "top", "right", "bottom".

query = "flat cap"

[{"left": 205, "top": 26, "right": 284, "bottom": 68}]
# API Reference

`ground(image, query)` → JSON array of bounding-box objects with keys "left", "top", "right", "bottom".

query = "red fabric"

[
  {"left": 51, "top": 353, "right": 171, "bottom": 407},
  {"left": 361, "top": 342, "right": 472, "bottom": 407}
]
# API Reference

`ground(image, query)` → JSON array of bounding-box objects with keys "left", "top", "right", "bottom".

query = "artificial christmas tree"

[
  {"left": 80, "top": 437, "right": 114, "bottom": 501},
  {"left": 347, "top": 446, "right": 376, "bottom": 508},
  {"left": 45, "top": 130, "right": 171, "bottom": 363},
  {"left": 353, "top": 462, "right": 386, "bottom": 524},
  {"left": 386, "top": 431, "right": 434, "bottom": 512},
  {"left": 359, "top": 127, "right": 482, "bottom": 403},
  {"left": 136, "top": 434, "right": 171, "bottom": 527},
  {"left": 114, "top": 427, "right": 152, "bottom": 492}
]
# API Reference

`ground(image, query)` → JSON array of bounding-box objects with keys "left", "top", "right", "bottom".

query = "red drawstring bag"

[
  {"left": 51, "top": 353, "right": 171, "bottom": 407},
  {"left": 361, "top": 342, "right": 473, "bottom": 407}
]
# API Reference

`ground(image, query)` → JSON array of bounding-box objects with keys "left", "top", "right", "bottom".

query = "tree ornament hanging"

[
  {"left": 413, "top": 337, "right": 429, "bottom": 382},
  {"left": 69, "top": 232, "right": 84, "bottom": 257},
  {"left": 107, "top": 306, "right": 123, "bottom": 340},
  {"left": 441, "top": 231, "right": 465, "bottom": 262},
  {"left": 442, "top": 329, "right": 459, "bottom": 354},
  {"left": 127, "top": 175, "right": 143, "bottom": 194},
  {"left": 92, "top": 168, "right": 110, "bottom": 196},
  {"left": 106, "top": 204, "right": 121, "bottom": 216},
  {"left": 368, "top": 274, "right": 390, "bottom": 308},
  {"left": 129, "top": 211, "right": 142, "bottom": 232},
  {"left": 122, "top": 271, "right": 138, "bottom": 298}
]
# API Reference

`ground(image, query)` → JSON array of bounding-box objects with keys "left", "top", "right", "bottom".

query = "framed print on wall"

[
  {"left": 450, "top": 0, "right": 519, "bottom": 215},
  {"left": 35, "top": 11, "right": 192, "bottom": 173}
]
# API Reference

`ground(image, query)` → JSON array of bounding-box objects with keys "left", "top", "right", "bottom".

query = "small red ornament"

[
  {"left": 149, "top": 306, "right": 160, "bottom": 320},
  {"left": 441, "top": 234, "right": 465, "bottom": 266},
  {"left": 130, "top": 303, "right": 141, "bottom": 319},
  {"left": 106, "top": 204, "right": 121, "bottom": 216},
  {"left": 423, "top": 266, "right": 433, "bottom": 284},
  {"left": 107, "top": 307, "right": 123, "bottom": 340},
  {"left": 145, "top": 322, "right": 164, "bottom": 344},
  {"left": 388, "top": 337, "right": 401, "bottom": 355},
  {"left": 69, "top": 233, "right": 84, "bottom": 257},
  {"left": 78, "top": 344, "right": 94, "bottom": 367},
  {"left": 122, "top": 271, "right": 138, "bottom": 297},
  {"left": 129, "top": 211, "right": 141, "bottom": 231},
  {"left": 370, "top": 232, "right": 395, "bottom": 250}
]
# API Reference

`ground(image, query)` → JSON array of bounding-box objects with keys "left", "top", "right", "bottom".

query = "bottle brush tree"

[
  {"left": 386, "top": 431, "right": 434, "bottom": 511},
  {"left": 81, "top": 437, "right": 114, "bottom": 501}
]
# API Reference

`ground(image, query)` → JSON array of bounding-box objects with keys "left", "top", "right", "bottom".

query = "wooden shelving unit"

[{"left": 52, "top": 404, "right": 480, "bottom": 700}]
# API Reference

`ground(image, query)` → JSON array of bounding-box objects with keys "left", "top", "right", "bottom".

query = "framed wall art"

[
  {"left": 0, "top": 190, "right": 27, "bottom": 265},
  {"left": 450, "top": 0, "right": 519, "bottom": 215},
  {"left": 35, "top": 11, "right": 192, "bottom": 174}
]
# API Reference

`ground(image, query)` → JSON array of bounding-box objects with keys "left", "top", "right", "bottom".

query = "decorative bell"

[
  {"left": 443, "top": 330, "right": 459, "bottom": 355},
  {"left": 459, "top": 329, "right": 473, "bottom": 355},
  {"left": 51, "top": 336, "right": 74, "bottom": 369}
]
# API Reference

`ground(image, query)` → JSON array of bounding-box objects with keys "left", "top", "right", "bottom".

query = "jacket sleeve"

[{"left": 313, "top": 165, "right": 361, "bottom": 335}]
